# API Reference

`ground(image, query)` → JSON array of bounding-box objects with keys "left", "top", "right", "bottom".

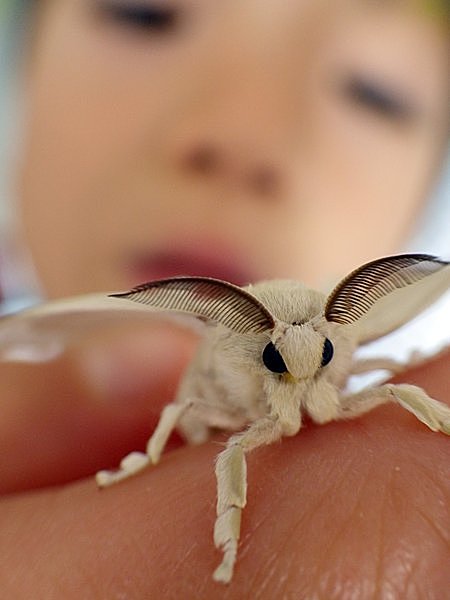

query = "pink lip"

[{"left": 127, "top": 247, "right": 255, "bottom": 287}]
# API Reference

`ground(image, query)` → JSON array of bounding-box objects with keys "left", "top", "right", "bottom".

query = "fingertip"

[{"left": 0, "top": 321, "right": 199, "bottom": 493}]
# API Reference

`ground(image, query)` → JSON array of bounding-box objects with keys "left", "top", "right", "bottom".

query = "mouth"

[{"left": 126, "top": 245, "right": 255, "bottom": 288}]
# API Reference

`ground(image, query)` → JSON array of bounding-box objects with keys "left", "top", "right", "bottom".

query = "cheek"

[
  {"left": 17, "top": 1, "right": 216, "bottom": 297},
  {"left": 18, "top": 94, "right": 124, "bottom": 299},
  {"left": 248, "top": 115, "right": 439, "bottom": 286},
  {"left": 15, "top": 8, "right": 153, "bottom": 296},
  {"left": 18, "top": 86, "right": 112, "bottom": 298}
]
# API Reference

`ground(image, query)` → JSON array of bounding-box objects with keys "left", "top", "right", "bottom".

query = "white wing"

[{"left": 0, "top": 293, "right": 202, "bottom": 363}]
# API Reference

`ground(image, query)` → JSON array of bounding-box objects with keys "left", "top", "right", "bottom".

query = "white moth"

[
  {"left": 1, "top": 254, "right": 449, "bottom": 583},
  {"left": 94, "top": 253, "right": 450, "bottom": 583}
]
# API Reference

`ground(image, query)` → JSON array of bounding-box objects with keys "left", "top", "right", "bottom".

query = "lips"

[{"left": 128, "top": 247, "right": 255, "bottom": 288}]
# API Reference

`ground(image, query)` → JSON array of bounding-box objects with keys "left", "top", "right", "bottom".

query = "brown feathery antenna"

[
  {"left": 325, "top": 254, "right": 448, "bottom": 325},
  {"left": 110, "top": 276, "right": 275, "bottom": 335}
]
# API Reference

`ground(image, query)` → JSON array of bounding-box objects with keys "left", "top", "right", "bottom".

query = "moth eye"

[
  {"left": 262, "top": 342, "right": 288, "bottom": 374},
  {"left": 321, "top": 338, "right": 334, "bottom": 367}
]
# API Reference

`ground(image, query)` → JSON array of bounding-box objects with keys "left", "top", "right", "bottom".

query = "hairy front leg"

[
  {"left": 350, "top": 347, "right": 437, "bottom": 377},
  {"left": 338, "top": 383, "right": 450, "bottom": 434},
  {"left": 350, "top": 357, "right": 407, "bottom": 376},
  {"left": 96, "top": 398, "right": 194, "bottom": 487},
  {"left": 213, "top": 391, "right": 302, "bottom": 583},
  {"left": 213, "top": 417, "right": 284, "bottom": 584}
]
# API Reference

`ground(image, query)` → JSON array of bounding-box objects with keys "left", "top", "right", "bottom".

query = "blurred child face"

[{"left": 18, "top": 0, "right": 448, "bottom": 297}]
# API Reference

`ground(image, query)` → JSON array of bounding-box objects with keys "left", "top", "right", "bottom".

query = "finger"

[
  {"left": 0, "top": 356, "right": 448, "bottom": 598},
  {"left": 0, "top": 319, "right": 198, "bottom": 493}
]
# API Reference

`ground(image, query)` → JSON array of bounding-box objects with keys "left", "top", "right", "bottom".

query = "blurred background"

[{"left": 0, "top": 1, "right": 448, "bottom": 370}]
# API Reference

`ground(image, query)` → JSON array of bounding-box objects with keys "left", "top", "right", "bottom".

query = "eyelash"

[
  {"left": 94, "top": 1, "right": 179, "bottom": 33},
  {"left": 344, "top": 76, "right": 415, "bottom": 122}
]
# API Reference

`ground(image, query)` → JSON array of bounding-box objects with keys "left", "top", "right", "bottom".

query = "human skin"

[
  {"left": 0, "top": 323, "right": 448, "bottom": 599},
  {"left": 4, "top": 1, "right": 449, "bottom": 597},
  {"left": 18, "top": 0, "right": 449, "bottom": 296}
]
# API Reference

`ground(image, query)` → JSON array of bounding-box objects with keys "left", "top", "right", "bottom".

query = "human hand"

[{"left": 0, "top": 325, "right": 448, "bottom": 599}]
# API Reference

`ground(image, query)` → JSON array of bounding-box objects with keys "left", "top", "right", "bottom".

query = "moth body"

[{"left": 173, "top": 280, "right": 357, "bottom": 443}]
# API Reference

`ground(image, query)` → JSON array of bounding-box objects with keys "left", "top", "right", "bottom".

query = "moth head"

[
  {"left": 325, "top": 254, "right": 450, "bottom": 344},
  {"left": 262, "top": 321, "right": 334, "bottom": 381},
  {"left": 242, "top": 279, "right": 333, "bottom": 381}
]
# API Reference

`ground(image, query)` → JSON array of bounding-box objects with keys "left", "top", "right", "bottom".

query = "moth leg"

[
  {"left": 213, "top": 416, "right": 284, "bottom": 584},
  {"left": 350, "top": 357, "right": 407, "bottom": 376},
  {"left": 351, "top": 347, "right": 447, "bottom": 377},
  {"left": 389, "top": 384, "right": 450, "bottom": 434},
  {"left": 96, "top": 398, "right": 194, "bottom": 488},
  {"left": 95, "top": 451, "right": 151, "bottom": 488},
  {"left": 338, "top": 384, "right": 450, "bottom": 434}
]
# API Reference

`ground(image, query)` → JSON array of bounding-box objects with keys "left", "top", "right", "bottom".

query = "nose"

[{"left": 180, "top": 140, "right": 283, "bottom": 198}]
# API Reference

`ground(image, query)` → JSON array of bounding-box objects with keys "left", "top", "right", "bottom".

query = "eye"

[
  {"left": 94, "top": 1, "right": 179, "bottom": 33},
  {"left": 321, "top": 338, "right": 334, "bottom": 367},
  {"left": 262, "top": 342, "right": 288, "bottom": 374},
  {"left": 343, "top": 75, "right": 415, "bottom": 122}
]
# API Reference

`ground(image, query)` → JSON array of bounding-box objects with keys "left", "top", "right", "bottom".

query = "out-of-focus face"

[{"left": 18, "top": 0, "right": 448, "bottom": 297}]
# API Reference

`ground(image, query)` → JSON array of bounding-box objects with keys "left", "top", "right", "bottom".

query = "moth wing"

[
  {"left": 0, "top": 293, "right": 202, "bottom": 364},
  {"left": 325, "top": 254, "right": 450, "bottom": 344},
  {"left": 0, "top": 277, "right": 275, "bottom": 364}
]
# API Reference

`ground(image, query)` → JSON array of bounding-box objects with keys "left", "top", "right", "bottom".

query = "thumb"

[{"left": 0, "top": 320, "right": 198, "bottom": 494}]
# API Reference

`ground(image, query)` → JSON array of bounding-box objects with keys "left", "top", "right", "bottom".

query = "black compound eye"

[
  {"left": 262, "top": 342, "right": 288, "bottom": 373},
  {"left": 321, "top": 338, "right": 334, "bottom": 367}
]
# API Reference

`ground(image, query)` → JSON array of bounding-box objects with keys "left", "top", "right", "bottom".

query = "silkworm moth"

[
  {"left": 1, "top": 254, "right": 449, "bottom": 583},
  {"left": 95, "top": 253, "right": 450, "bottom": 583}
]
